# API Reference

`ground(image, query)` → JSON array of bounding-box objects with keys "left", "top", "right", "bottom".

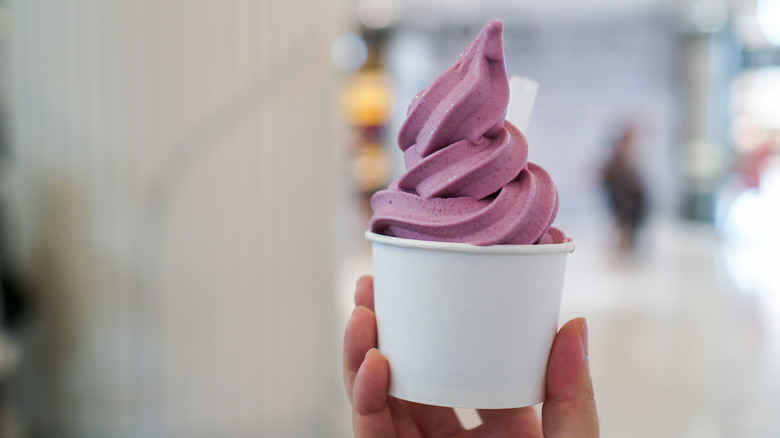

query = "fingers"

[
  {"left": 404, "top": 401, "right": 464, "bottom": 438},
  {"left": 542, "top": 318, "right": 599, "bottom": 438},
  {"left": 466, "top": 407, "right": 542, "bottom": 438},
  {"left": 352, "top": 349, "right": 395, "bottom": 438},
  {"left": 344, "top": 276, "right": 377, "bottom": 401},
  {"left": 343, "top": 305, "right": 377, "bottom": 403}
]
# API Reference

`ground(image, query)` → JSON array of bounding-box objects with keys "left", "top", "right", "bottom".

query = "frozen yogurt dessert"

[{"left": 369, "top": 20, "right": 565, "bottom": 245}]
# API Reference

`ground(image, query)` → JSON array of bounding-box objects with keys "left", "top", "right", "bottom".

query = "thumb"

[
  {"left": 542, "top": 318, "right": 599, "bottom": 437},
  {"left": 352, "top": 348, "right": 395, "bottom": 438}
]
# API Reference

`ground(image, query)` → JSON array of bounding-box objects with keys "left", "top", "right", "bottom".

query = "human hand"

[{"left": 343, "top": 275, "right": 598, "bottom": 437}]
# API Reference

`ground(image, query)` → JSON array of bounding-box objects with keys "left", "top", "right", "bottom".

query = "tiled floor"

[
  {"left": 561, "top": 218, "right": 780, "bottom": 438},
  {"left": 340, "top": 216, "right": 780, "bottom": 437}
]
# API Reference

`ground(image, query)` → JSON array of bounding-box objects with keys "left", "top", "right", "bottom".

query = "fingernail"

[
  {"left": 365, "top": 347, "right": 380, "bottom": 361},
  {"left": 581, "top": 319, "right": 589, "bottom": 357}
]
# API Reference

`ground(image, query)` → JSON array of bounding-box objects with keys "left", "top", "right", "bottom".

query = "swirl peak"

[{"left": 398, "top": 20, "right": 509, "bottom": 157}]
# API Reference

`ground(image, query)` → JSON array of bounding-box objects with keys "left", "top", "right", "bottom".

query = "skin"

[{"left": 343, "top": 275, "right": 599, "bottom": 438}]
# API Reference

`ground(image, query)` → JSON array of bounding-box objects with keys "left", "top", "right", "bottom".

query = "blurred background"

[{"left": 0, "top": 0, "right": 777, "bottom": 437}]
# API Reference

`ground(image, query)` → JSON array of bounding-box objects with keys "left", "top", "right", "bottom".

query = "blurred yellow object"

[
  {"left": 341, "top": 71, "right": 392, "bottom": 127},
  {"left": 353, "top": 141, "right": 391, "bottom": 191}
]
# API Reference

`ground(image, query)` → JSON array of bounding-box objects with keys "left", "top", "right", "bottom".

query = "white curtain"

[{"left": 1, "top": 1, "right": 348, "bottom": 436}]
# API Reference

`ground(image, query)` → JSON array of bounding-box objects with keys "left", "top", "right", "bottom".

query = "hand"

[{"left": 343, "top": 275, "right": 599, "bottom": 437}]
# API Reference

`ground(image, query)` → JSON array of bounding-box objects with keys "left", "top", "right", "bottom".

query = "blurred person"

[
  {"left": 343, "top": 276, "right": 599, "bottom": 437},
  {"left": 601, "top": 124, "right": 647, "bottom": 252},
  {"left": 0, "top": 124, "right": 25, "bottom": 438},
  {"left": 737, "top": 141, "right": 775, "bottom": 190},
  {"left": 717, "top": 125, "right": 779, "bottom": 223},
  {"left": 0, "top": 123, "right": 27, "bottom": 334}
]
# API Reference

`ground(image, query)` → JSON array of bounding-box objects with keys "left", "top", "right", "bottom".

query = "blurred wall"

[{"left": 1, "top": 1, "right": 344, "bottom": 437}]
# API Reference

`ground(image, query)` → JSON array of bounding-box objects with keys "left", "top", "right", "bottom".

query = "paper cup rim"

[{"left": 365, "top": 231, "right": 575, "bottom": 254}]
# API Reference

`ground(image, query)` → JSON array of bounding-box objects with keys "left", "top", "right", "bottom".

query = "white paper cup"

[{"left": 365, "top": 231, "right": 575, "bottom": 409}]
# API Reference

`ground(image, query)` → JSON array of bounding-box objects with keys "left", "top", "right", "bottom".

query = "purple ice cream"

[{"left": 369, "top": 20, "right": 566, "bottom": 245}]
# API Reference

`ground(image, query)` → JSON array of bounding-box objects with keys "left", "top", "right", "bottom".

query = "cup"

[{"left": 365, "top": 231, "right": 575, "bottom": 409}]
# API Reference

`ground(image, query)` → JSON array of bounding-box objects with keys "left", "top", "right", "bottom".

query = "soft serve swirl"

[{"left": 369, "top": 20, "right": 566, "bottom": 245}]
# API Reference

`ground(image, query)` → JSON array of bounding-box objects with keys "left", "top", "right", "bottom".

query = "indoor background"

[{"left": 0, "top": 0, "right": 778, "bottom": 437}]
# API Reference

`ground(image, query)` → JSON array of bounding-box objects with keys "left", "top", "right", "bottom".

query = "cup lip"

[{"left": 365, "top": 231, "right": 575, "bottom": 254}]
